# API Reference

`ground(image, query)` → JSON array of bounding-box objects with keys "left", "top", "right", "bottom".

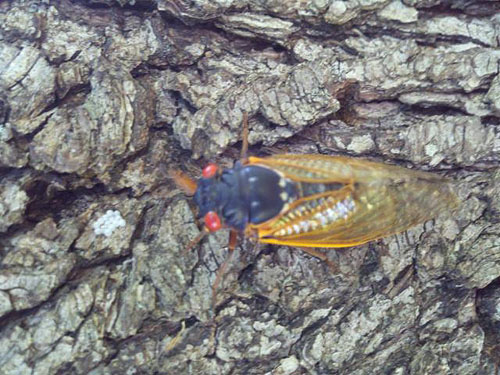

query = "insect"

[
  {"left": 174, "top": 153, "right": 458, "bottom": 250},
  {"left": 170, "top": 114, "right": 459, "bottom": 312}
]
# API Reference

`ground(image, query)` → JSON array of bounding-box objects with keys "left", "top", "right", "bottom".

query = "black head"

[
  {"left": 193, "top": 175, "right": 224, "bottom": 217},
  {"left": 193, "top": 163, "right": 248, "bottom": 232}
]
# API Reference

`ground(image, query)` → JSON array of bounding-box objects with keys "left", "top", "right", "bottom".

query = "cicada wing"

[
  {"left": 247, "top": 154, "right": 357, "bottom": 183},
  {"left": 169, "top": 169, "right": 198, "bottom": 196},
  {"left": 249, "top": 154, "right": 458, "bottom": 248},
  {"left": 248, "top": 154, "right": 450, "bottom": 184}
]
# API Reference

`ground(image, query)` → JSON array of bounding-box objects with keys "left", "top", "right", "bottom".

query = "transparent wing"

[{"left": 248, "top": 154, "right": 458, "bottom": 248}]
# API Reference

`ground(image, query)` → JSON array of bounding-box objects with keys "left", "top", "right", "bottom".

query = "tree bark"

[{"left": 0, "top": 0, "right": 499, "bottom": 374}]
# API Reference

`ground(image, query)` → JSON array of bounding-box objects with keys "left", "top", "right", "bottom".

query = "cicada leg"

[
  {"left": 164, "top": 320, "right": 186, "bottom": 353},
  {"left": 208, "top": 229, "right": 239, "bottom": 352},
  {"left": 211, "top": 229, "right": 239, "bottom": 313},
  {"left": 185, "top": 227, "right": 209, "bottom": 253},
  {"left": 299, "top": 247, "right": 338, "bottom": 273}
]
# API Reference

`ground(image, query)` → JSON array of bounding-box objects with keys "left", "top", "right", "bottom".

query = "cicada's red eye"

[
  {"left": 204, "top": 211, "right": 222, "bottom": 232},
  {"left": 202, "top": 163, "right": 218, "bottom": 178}
]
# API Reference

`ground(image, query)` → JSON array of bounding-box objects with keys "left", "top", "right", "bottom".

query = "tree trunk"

[{"left": 0, "top": 0, "right": 499, "bottom": 374}]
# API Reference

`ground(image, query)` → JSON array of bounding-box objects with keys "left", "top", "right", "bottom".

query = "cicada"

[{"left": 174, "top": 153, "right": 458, "bottom": 249}]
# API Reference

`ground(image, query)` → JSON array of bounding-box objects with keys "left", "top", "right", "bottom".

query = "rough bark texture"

[{"left": 0, "top": 1, "right": 499, "bottom": 374}]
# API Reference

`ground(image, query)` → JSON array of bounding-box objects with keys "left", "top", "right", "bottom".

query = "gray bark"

[{"left": 0, "top": 0, "right": 499, "bottom": 374}]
